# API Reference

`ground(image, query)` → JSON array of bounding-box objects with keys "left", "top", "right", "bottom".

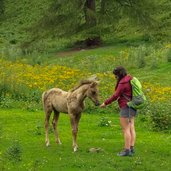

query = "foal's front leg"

[{"left": 69, "top": 113, "right": 81, "bottom": 152}]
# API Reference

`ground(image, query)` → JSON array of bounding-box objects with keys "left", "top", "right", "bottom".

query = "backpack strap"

[
  {"left": 123, "top": 81, "right": 132, "bottom": 122},
  {"left": 122, "top": 78, "right": 132, "bottom": 102},
  {"left": 122, "top": 93, "right": 131, "bottom": 101}
]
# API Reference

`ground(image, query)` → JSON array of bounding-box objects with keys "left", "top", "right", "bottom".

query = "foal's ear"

[
  {"left": 90, "top": 81, "right": 99, "bottom": 87},
  {"left": 88, "top": 74, "right": 99, "bottom": 81}
]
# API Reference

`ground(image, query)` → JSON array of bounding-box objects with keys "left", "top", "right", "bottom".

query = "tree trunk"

[
  {"left": 82, "top": 0, "right": 102, "bottom": 47},
  {"left": 84, "top": 0, "right": 96, "bottom": 26},
  {"left": 0, "top": 0, "right": 4, "bottom": 15},
  {"left": 100, "top": 0, "right": 106, "bottom": 14}
]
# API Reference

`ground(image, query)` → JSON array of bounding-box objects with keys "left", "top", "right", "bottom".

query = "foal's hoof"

[
  {"left": 56, "top": 140, "right": 62, "bottom": 145},
  {"left": 46, "top": 143, "right": 50, "bottom": 147},
  {"left": 45, "top": 141, "right": 50, "bottom": 147},
  {"left": 73, "top": 146, "right": 78, "bottom": 152}
]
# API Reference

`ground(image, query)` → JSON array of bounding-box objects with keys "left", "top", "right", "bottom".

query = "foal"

[{"left": 42, "top": 80, "right": 100, "bottom": 152}]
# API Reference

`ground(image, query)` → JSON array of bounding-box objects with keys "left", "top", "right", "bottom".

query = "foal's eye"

[{"left": 92, "top": 91, "right": 96, "bottom": 95}]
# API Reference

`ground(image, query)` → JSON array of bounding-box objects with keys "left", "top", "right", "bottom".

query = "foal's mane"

[{"left": 70, "top": 80, "right": 93, "bottom": 92}]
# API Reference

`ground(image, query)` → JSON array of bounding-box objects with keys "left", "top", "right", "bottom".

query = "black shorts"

[{"left": 120, "top": 106, "right": 137, "bottom": 118}]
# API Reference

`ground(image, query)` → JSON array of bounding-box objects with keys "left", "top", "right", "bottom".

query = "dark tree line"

[
  {"left": 31, "top": 0, "right": 156, "bottom": 47},
  {"left": 0, "top": 0, "right": 4, "bottom": 15}
]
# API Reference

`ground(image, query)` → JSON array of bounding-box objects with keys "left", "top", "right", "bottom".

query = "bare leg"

[
  {"left": 120, "top": 117, "right": 131, "bottom": 149},
  {"left": 45, "top": 110, "right": 52, "bottom": 146},
  {"left": 70, "top": 114, "right": 81, "bottom": 152},
  {"left": 130, "top": 117, "right": 136, "bottom": 147},
  {"left": 52, "top": 110, "right": 61, "bottom": 144}
]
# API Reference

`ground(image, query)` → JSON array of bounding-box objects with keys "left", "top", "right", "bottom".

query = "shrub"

[
  {"left": 0, "top": 97, "right": 13, "bottom": 108},
  {"left": 127, "top": 44, "right": 168, "bottom": 69},
  {"left": 144, "top": 102, "right": 171, "bottom": 132},
  {"left": 98, "top": 117, "right": 112, "bottom": 127},
  {"left": 34, "top": 122, "right": 43, "bottom": 135},
  {"left": 166, "top": 49, "right": 171, "bottom": 62},
  {"left": 5, "top": 140, "right": 22, "bottom": 163},
  {"left": 136, "top": 46, "right": 147, "bottom": 68},
  {"left": 128, "top": 45, "right": 148, "bottom": 68}
]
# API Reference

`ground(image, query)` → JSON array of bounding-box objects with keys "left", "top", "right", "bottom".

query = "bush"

[
  {"left": 128, "top": 45, "right": 148, "bottom": 69},
  {"left": 144, "top": 102, "right": 171, "bottom": 132},
  {"left": 5, "top": 140, "right": 22, "bottom": 163},
  {"left": 98, "top": 117, "right": 112, "bottom": 127},
  {"left": 0, "top": 0, "right": 4, "bottom": 15},
  {"left": 127, "top": 44, "right": 167, "bottom": 69},
  {"left": 166, "top": 49, "right": 171, "bottom": 62}
]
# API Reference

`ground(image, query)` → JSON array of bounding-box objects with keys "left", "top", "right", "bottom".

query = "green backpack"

[{"left": 124, "top": 77, "right": 146, "bottom": 110}]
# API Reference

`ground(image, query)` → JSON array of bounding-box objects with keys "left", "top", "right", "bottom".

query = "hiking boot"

[
  {"left": 117, "top": 149, "right": 132, "bottom": 157},
  {"left": 130, "top": 146, "right": 135, "bottom": 154}
]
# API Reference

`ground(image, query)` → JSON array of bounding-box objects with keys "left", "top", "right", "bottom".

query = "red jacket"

[{"left": 104, "top": 75, "right": 132, "bottom": 108}]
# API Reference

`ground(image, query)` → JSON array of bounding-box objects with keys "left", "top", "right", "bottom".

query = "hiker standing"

[{"left": 100, "top": 66, "right": 137, "bottom": 156}]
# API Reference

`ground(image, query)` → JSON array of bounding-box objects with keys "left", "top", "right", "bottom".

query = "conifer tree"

[
  {"left": 0, "top": 0, "right": 4, "bottom": 15},
  {"left": 37, "top": 0, "right": 155, "bottom": 47}
]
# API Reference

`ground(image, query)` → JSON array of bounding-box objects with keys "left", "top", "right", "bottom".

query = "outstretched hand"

[{"left": 100, "top": 103, "right": 106, "bottom": 108}]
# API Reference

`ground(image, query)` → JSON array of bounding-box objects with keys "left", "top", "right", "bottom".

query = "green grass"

[
  {"left": 0, "top": 109, "right": 171, "bottom": 171},
  {"left": 130, "top": 63, "right": 171, "bottom": 86},
  {"left": 44, "top": 45, "right": 126, "bottom": 73}
]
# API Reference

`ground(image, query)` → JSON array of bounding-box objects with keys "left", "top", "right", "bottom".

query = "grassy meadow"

[
  {"left": 0, "top": 42, "right": 171, "bottom": 171},
  {"left": 0, "top": 109, "right": 171, "bottom": 171}
]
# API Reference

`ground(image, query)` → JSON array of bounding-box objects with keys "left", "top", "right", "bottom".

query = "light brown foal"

[{"left": 42, "top": 79, "right": 100, "bottom": 152}]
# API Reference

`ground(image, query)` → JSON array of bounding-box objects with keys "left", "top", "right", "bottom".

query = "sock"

[{"left": 125, "top": 148, "right": 130, "bottom": 152}]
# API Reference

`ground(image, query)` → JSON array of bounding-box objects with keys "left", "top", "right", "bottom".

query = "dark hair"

[{"left": 113, "top": 66, "right": 127, "bottom": 80}]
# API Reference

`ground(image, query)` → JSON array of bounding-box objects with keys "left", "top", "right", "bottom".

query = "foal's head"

[{"left": 86, "top": 81, "right": 100, "bottom": 106}]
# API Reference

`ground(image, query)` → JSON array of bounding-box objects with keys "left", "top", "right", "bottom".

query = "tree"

[
  {"left": 34, "top": 0, "right": 155, "bottom": 47},
  {"left": 0, "top": 0, "right": 4, "bottom": 15}
]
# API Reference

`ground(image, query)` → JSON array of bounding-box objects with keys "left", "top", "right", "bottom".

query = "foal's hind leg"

[
  {"left": 52, "top": 110, "right": 61, "bottom": 145},
  {"left": 45, "top": 109, "right": 52, "bottom": 147}
]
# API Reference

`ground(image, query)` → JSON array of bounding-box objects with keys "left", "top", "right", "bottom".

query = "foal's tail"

[{"left": 42, "top": 91, "right": 49, "bottom": 109}]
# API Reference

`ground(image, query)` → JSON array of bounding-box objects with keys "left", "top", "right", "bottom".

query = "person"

[{"left": 100, "top": 66, "right": 137, "bottom": 157}]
